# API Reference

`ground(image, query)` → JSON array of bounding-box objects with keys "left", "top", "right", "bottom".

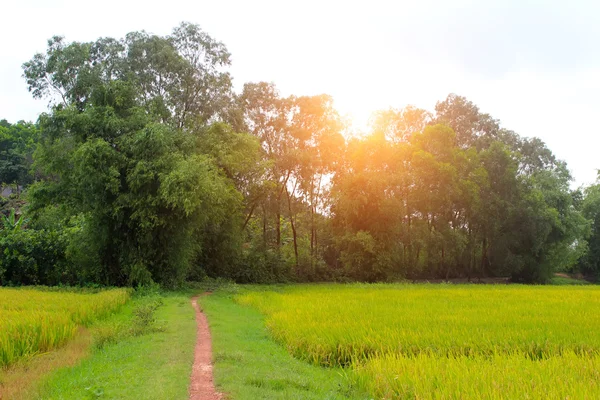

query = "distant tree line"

[{"left": 0, "top": 23, "right": 597, "bottom": 286}]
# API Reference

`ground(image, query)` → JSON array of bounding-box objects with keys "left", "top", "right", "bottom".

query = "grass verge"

[
  {"left": 0, "top": 328, "right": 93, "bottom": 400},
  {"left": 200, "top": 289, "right": 366, "bottom": 400},
  {"left": 30, "top": 293, "right": 196, "bottom": 400}
]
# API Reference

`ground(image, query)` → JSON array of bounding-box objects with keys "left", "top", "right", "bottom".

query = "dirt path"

[{"left": 189, "top": 295, "right": 222, "bottom": 400}]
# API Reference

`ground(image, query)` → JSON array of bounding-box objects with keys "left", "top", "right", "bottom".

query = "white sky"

[{"left": 2, "top": 0, "right": 599, "bottom": 185}]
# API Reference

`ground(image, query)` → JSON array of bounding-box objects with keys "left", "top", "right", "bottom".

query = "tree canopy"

[{"left": 0, "top": 22, "right": 596, "bottom": 287}]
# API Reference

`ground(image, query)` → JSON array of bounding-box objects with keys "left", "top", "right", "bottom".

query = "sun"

[{"left": 334, "top": 97, "right": 376, "bottom": 137}]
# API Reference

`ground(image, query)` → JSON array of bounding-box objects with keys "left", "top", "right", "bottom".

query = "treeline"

[{"left": 0, "top": 23, "right": 597, "bottom": 286}]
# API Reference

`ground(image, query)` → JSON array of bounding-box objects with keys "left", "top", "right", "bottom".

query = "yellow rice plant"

[
  {"left": 239, "top": 284, "right": 600, "bottom": 399},
  {"left": 240, "top": 285, "right": 600, "bottom": 366},
  {"left": 0, "top": 288, "right": 129, "bottom": 368},
  {"left": 352, "top": 351, "right": 600, "bottom": 399}
]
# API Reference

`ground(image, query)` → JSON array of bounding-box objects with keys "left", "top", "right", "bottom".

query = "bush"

[
  {"left": 338, "top": 231, "right": 390, "bottom": 282},
  {"left": 130, "top": 299, "right": 164, "bottom": 336},
  {"left": 93, "top": 321, "right": 125, "bottom": 349},
  {"left": 92, "top": 298, "right": 164, "bottom": 349},
  {"left": 0, "top": 229, "right": 71, "bottom": 286}
]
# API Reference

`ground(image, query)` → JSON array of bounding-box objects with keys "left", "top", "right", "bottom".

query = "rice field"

[
  {"left": 0, "top": 288, "right": 129, "bottom": 368},
  {"left": 239, "top": 284, "right": 600, "bottom": 399}
]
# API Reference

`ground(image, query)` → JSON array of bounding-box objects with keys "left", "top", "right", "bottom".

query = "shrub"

[
  {"left": 0, "top": 229, "right": 71, "bottom": 286},
  {"left": 130, "top": 299, "right": 164, "bottom": 336},
  {"left": 93, "top": 322, "right": 125, "bottom": 349}
]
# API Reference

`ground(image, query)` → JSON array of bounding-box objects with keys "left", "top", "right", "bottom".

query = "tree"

[
  {"left": 579, "top": 179, "right": 600, "bottom": 279},
  {"left": 0, "top": 120, "right": 38, "bottom": 190},
  {"left": 238, "top": 82, "right": 291, "bottom": 252},
  {"left": 332, "top": 98, "right": 586, "bottom": 283},
  {"left": 371, "top": 105, "right": 432, "bottom": 142},
  {"left": 237, "top": 82, "right": 346, "bottom": 280},
  {"left": 286, "top": 94, "right": 344, "bottom": 275},
  {"left": 15, "top": 22, "right": 590, "bottom": 286},
  {"left": 434, "top": 94, "right": 500, "bottom": 149},
  {"left": 23, "top": 22, "right": 233, "bottom": 129},
  {"left": 22, "top": 25, "right": 252, "bottom": 287}
]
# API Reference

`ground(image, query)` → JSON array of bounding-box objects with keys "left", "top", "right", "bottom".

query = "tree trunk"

[
  {"left": 276, "top": 171, "right": 291, "bottom": 249},
  {"left": 407, "top": 198, "right": 412, "bottom": 271},
  {"left": 314, "top": 224, "right": 318, "bottom": 257},
  {"left": 443, "top": 246, "right": 449, "bottom": 280},
  {"left": 262, "top": 204, "right": 267, "bottom": 248},
  {"left": 481, "top": 237, "right": 488, "bottom": 276},
  {"left": 285, "top": 183, "right": 299, "bottom": 275},
  {"left": 242, "top": 200, "right": 258, "bottom": 231},
  {"left": 310, "top": 179, "right": 315, "bottom": 258},
  {"left": 310, "top": 174, "right": 322, "bottom": 264},
  {"left": 276, "top": 210, "right": 281, "bottom": 247}
]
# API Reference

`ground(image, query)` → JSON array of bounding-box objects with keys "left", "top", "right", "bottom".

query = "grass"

[
  {"left": 31, "top": 293, "right": 196, "bottom": 399},
  {"left": 200, "top": 289, "right": 366, "bottom": 399},
  {"left": 0, "top": 288, "right": 129, "bottom": 368},
  {"left": 551, "top": 275, "right": 591, "bottom": 285},
  {"left": 239, "top": 284, "right": 600, "bottom": 399},
  {"left": 7, "top": 282, "right": 597, "bottom": 399},
  {"left": 0, "top": 328, "right": 93, "bottom": 400}
]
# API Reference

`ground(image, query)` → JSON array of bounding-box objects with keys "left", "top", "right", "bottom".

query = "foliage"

[
  {"left": 93, "top": 297, "right": 165, "bottom": 349},
  {"left": 1, "top": 208, "right": 29, "bottom": 231},
  {"left": 22, "top": 24, "right": 255, "bottom": 287},
  {"left": 331, "top": 120, "right": 585, "bottom": 283},
  {"left": 235, "top": 83, "right": 345, "bottom": 282},
  {"left": 22, "top": 24, "right": 233, "bottom": 127},
  {"left": 129, "top": 298, "right": 165, "bottom": 336},
  {"left": 7, "top": 21, "right": 599, "bottom": 286},
  {"left": 577, "top": 179, "right": 600, "bottom": 279},
  {"left": 0, "top": 228, "right": 71, "bottom": 286},
  {"left": 0, "top": 120, "right": 38, "bottom": 189}
]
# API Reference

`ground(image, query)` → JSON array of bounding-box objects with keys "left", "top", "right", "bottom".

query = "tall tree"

[
  {"left": 23, "top": 22, "right": 233, "bottom": 129},
  {"left": 22, "top": 24, "right": 252, "bottom": 286}
]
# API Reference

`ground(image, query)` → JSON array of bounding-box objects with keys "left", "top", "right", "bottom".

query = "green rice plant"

[{"left": 0, "top": 288, "right": 129, "bottom": 368}]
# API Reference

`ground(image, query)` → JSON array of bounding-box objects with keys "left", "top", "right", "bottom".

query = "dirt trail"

[{"left": 189, "top": 295, "right": 222, "bottom": 400}]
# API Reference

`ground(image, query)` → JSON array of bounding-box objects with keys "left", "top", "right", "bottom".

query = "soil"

[
  {"left": 554, "top": 273, "right": 572, "bottom": 279},
  {"left": 189, "top": 295, "right": 222, "bottom": 400}
]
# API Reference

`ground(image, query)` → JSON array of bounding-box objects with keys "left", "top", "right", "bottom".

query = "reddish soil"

[
  {"left": 189, "top": 295, "right": 222, "bottom": 400},
  {"left": 555, "top": 273, "right": 571, "bottom": 279}
]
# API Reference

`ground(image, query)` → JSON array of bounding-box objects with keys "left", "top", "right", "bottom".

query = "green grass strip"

[
  {"left": 200, "top": 290, "right": 365, "bottom": 399},
  {"left": 33, "top": 294, "right": 195, "bottom": 400}
]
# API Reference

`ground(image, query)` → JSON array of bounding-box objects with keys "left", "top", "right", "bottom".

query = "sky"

[{"left": 2, "top": 0, "right": 599, "bottom": 185}]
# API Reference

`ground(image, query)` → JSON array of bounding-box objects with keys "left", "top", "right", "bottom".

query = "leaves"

[{"left": 11, "top": 22, "right": 597, "bottom": 286}]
